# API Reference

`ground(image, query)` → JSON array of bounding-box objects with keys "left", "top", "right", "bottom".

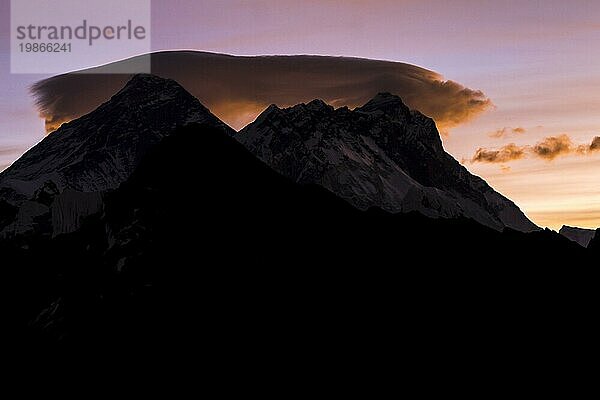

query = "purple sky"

[{"left": 2, "top": 0, "right": 600, "bottom": 229}]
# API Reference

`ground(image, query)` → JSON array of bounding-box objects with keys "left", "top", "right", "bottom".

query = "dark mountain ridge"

[
  {"left": 238, "top": 93, "right": 538, "bottom": 232},
  {"left": 0, "top": 74, "right": 233, "bottom": 237},
  {"left": 559, "top": 225, "right": 596, "bottom": 247},
  {"left": 2, "top": 123, "right": 593, "bottom": 355},
  {"left": 0, "top": 75, "right": 596, "bottom": 361}
]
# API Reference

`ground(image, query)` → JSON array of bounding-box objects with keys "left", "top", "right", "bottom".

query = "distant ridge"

[{"left": 559, "top": 225, "right": 597, "bottom": 248}]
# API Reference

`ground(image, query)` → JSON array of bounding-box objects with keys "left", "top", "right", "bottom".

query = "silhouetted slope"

[
  {"left": 0, "top": 76, "right": 596, "bottom": 375},
  {"left": 2, "top": 123, "right": 592, "bottom": 356}
]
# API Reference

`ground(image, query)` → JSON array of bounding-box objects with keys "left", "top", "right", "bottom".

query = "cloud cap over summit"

[{"left": 31, "top": 51, "right": 492, "bottom": 133}]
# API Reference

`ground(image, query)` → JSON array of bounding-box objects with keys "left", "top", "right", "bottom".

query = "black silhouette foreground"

[{"left": 0, "top": 76, "right": 597, "bottom": 367}]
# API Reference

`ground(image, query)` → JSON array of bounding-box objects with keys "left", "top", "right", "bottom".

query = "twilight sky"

[{"left": 1, "top": 0, "right": 600, "bottom": 229}]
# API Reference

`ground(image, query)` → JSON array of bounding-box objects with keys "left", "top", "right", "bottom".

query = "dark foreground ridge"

[
  {"left": 0, "top": 76, "right": 597, "bottom": 374},
  {"left": 1, "top": 123, "right": 596, "bottom": 359}
]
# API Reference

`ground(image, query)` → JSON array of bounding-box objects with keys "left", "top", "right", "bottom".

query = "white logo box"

[{"left": 11, "top": 0, "right": 151, "bottom": 74}]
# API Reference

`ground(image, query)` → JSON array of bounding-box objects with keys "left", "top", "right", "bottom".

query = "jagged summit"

[
  {"left": 356, "top": 93, "right": 415, "bottom": 125},
  {"left": 304, "top": 99, "right": 334, "bottom": 112},
  {"left": 238, "top": 95, "right": 538, "bottom": 232},
  {"left": 356, "top": 92, "right": 410, "bottom": 115},
  {"left": 2, "top": 74, "right": 227, "bottom": 193},
  {"left": 263, "top": 99, "right": 334, "bottom": 114},
  {"left": 85, "top": 73, "right": 224, "bottom": 127},
  {"left": 120, "top": 73, "right": 178, "bottom": 89},
  {"left": 0, "top": 74, "right": 234, "bottom": 236},
  {"left": 110, "top": 74, "right": 201, "bottom": 107}
]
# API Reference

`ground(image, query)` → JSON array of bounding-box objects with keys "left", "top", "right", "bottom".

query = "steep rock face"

[
  {"left": 238, "top": 93, "right": 538, "bottom": 232},
  {"left": 559, "top": 225, "right": 596, "bottom": 248},
  {"left": 51, "top": 190, "right": 104, "bottom": 237},
  {"left": 0, "top": 74, "right": 234, "bottom": 236}
]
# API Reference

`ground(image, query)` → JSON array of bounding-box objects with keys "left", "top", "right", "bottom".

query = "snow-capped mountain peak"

[
  {"left": 0, "top": 74, "right": 233, "bottom": 236},
  {"left": 237, "top": 93, "right": 538, "bottom": 232}
]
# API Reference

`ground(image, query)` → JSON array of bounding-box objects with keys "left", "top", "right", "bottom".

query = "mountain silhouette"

[
  {"left": 0, "top": 75, "right": 596, "bottom": 360},
  {"left": 238, "top": 93, "right": 538, "bottom": 232},
  {"left": 0, "top": 74, "right": 233, "bottom": 237}
]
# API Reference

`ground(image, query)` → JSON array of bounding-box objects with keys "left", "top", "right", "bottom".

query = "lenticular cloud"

[{"left": 31, "top": 51, "right": 492, "bottom": 133}]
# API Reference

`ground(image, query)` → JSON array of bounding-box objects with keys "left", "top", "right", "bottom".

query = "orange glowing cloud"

[
  {"left": 471, "top": 134, "right": 600, "bottom": 164},
  {"left": 582, "top": 136, "right": 600, "bottom": 153},
  {"left": 533, "top": 134, "right": 574, "bottom": 160},
  {"left": 489, "top": 127, "right": 527, "bottom": 139},
  {"left": 471, "top": 143, "right": 527, "bottom": 163},
  {"left": 31, "top": 51, "right": 492, "bottom": 134}
]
